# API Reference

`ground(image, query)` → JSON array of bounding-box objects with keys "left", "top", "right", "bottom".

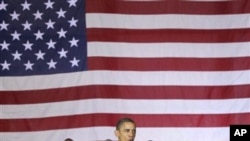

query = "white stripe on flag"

[
  {"left": 0, "top": 127, "right": 229, "bottom": 141},
  {"left": 1, "top": 70, "right": 250, "bottom": 91},
  {"left": 86, "top": 13, "right": 250, "bottom": 29},
  {"left": 88, "top": 42, "right": 250, "bottom": 58},
  {"left": 2, "top": 98, "right": 250, "bottom": 119}
]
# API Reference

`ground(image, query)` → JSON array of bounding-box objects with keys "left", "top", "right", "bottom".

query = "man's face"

[{"left": 115, "top": 122, "right": 136, "bottom": 141}]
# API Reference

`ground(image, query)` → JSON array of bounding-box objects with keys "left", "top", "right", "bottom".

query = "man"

[{"left": 114, "top": 117, "right": 136, "bottom": 141}]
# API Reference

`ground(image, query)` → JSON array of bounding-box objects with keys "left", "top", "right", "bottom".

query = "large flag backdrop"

[{"left": 0, "top": 0, "right": 250, "bottom": 141}]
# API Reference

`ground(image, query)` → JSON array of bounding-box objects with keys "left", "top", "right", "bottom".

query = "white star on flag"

[
  {"left": 21, "top": 0, "right": 31, "bottom": 11},
  {"left": 44, "top": 0, "right": 54, "bottom": 9},
  {"left": 69, "top": 37, "right": 79, "bottom": 47},
  {"left": 46, "top": 39, "right": 56, "bottom": 49},
  {"left": 57, "top": 28, "right": 67, "bottom": 38},
  {"left": 0, "top": 40, "right": 10, "bottom": 50},
  {"left": 33, "top": 10, "right": 43, "bottom": 20},
  {"left": 35, "top": 50, "right": 45, "bottom": 60},
  {"left": 10, "top": 11, "right": 20, "bottom": 21},
  {"left": 0, "top": 1, "right": 8, "bottom": 11},
  {"left": 12, "top": 51, "right": 22, "bottom": 61},
  {"left": 58, "top": 48, "right": 68, "bottom": 58},
  {"left": 47, "top": 59, "right": 57, "bottom": 69},
  {"left": 11, "top": 31, "right": 21, "bottom": 40},
  {"left": 56, "top": 8, "right": 66, "bottom": 18},
  {"left": 22, "top": 21, "right": 32, "bottom": 30},
  {"left": 24, "top": 60, "right": 34, "bottom": 70},
  {"left": 69, "top": 57, "right": 80, "bottom": 67},
  {"left": 34, "top": 30, "right": 44, "bottom": 40},
  {"left": 1, "top": 60, "right": 11, "bottom": 70},
  {"left": 0, "top": 20, "right": 9, "bottom": 30}
]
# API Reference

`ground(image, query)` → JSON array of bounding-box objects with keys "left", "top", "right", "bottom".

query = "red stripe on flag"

[
  {"left": 1, "top": 113, "right": 250, "bottom": 132},
  {"left": 1, "top": 85, "right": 249, "bottom": 104},
  {"left": 88, "top": 57, "right": 250, "bottom": 71},
  {"left": 87, "top": 28, "right": 250, "bottom": 43},
  {"left": 86, "top": 0, "right": 250, "bottom": 14}
]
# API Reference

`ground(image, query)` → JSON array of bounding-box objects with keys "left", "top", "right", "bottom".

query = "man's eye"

[{"left": 124, "top": 129, "right": 132, "bottom": 132}]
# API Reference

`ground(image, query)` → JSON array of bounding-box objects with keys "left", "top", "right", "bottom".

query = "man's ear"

[{"left": 114, "top": 130, "right": 120, "bottom": 137}]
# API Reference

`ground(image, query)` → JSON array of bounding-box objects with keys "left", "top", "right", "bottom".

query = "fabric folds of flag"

[{"left": 0, "top": 0, "right": 250, "bottom": 141}]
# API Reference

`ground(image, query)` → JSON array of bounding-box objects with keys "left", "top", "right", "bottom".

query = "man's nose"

[{"left": 129, "top": 130, "right": 135, "bottom": 136}]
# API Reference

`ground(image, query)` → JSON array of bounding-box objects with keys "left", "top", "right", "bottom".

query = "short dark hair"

[{"left": 116, "top": 117, "right": 136, "bottom": 130}]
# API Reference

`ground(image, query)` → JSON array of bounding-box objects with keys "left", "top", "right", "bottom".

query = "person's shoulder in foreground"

[{"left": 114, "top": 117, "right": 136, "bottom": 141}]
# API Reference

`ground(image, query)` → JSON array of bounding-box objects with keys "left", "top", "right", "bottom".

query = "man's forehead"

[{"left": 120, "top": 122, "right": 136, "bottom": 129}]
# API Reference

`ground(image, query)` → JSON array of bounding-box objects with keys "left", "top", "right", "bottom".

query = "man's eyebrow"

[{"left": 124, "top": 128, "right": 136, "bottom": 131}]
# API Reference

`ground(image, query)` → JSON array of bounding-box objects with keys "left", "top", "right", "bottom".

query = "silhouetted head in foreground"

[{"left": 64, "top": 138, "right": 73, "bottom": 141}]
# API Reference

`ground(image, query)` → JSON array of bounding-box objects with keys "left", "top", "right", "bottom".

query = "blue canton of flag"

[{"left": 0, "top": 0, "right": 87, "bottom": 76}]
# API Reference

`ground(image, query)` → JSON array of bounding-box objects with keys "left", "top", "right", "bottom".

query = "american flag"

[{"left": 0, "top": 0, "right": 250, "bottom": 141}]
